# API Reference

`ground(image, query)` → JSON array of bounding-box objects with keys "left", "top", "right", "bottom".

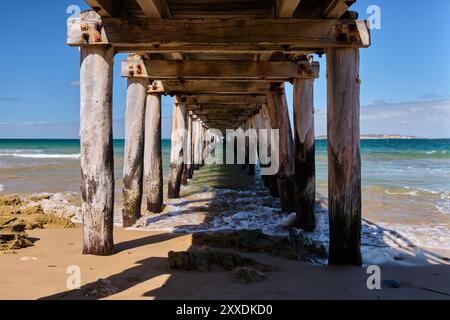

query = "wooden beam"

[
  {"left": 68, "top": 12, "right": 371, "bottom": 49},
  {"left": 85, "top": 0, "right": 116, "bottom": 17},
  {"left": 178, "top": 95, "right": 267, "bottom": 105},
  {"left": 277, "top": 0, "right": 302, "bottom": 18},
  {"left": 121, "top": 59, "right": 320, "bottom": 80},
  {"left": 327, "top": 47, "right": 362, "bottom": 266},
  {"left": 136, "top": 0, "right": 171, "bottom": 18},
  {"left": 152, "top": 80, "right": 284, "bottom": 95}
]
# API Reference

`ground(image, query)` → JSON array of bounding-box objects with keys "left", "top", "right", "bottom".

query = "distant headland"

[{"left": 316, "top": 134, "right": 421, "bottom": 140}]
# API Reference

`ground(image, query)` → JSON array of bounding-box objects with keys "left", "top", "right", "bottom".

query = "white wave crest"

[{"left": 0, "top": 153, "right": 81, "bottom": 159}]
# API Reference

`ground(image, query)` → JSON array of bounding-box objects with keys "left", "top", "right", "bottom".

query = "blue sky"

[{"left": 0, "top": 0, "right": 449, "bottom": 138}]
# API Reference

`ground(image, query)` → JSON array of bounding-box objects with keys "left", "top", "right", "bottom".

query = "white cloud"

[
  {"left": 69, "top": 81, "right": 80, "bottom": 87},
  {"left": 315, "top": 99, "right": 450, "bottom": 138}
]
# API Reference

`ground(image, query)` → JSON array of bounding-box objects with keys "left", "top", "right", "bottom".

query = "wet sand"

[{"left": 0, "top": 226, "right": 449, "bottom": 300}]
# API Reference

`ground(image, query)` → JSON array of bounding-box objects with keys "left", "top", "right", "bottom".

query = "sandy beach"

[
  {"left": 1, "top": 159, "right": 449, "bottom": 300},
  {"left": 0, "top": 225, "right": 449, "bottom": 300}
]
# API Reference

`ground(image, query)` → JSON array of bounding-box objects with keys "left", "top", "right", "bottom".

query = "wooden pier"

[{"left": 68, "top": 0, "right": 370, "bottom": 265}]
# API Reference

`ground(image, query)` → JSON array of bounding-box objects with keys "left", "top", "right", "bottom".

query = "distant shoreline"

[
  {"left": 316, "top": 134, "right": 424, "bottom": 140},
  {"left": 1, "top": 136, "right": 450, "bottom": 141}
]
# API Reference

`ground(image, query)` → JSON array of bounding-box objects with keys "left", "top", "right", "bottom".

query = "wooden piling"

[
  {"left": 193, "top": 119, "right": 202, "bottom": 170},
  {"left": 144, "top": 93, "right": 164, "bottom": 213},
  {"left": 260, "top": 103, "right": 279, "bottom": 198},
  {"left": 269, "top": 94, "right": 295, "bottom": 211},
  {"left": 80, "top": 46, "right": 115, "bottom": 256},
  {"left": 122, "top": 78, "right": 148, "bottom": 227},
  {"left": 293, "top": 78, "right": 316, "bottom": 231},
  {"left": 168, "top": 101, "right": 187, "bottom": 199},
  {"left": 182, "top": 116, "right": 193, "bottom": 184},
  {"left": 327, "top": 48, "right": 362, "bottom": 266}
]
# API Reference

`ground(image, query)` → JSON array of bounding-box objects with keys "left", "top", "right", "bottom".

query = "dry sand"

[{"left": 0, "top": 225, "right": 449, "bottom": 300}]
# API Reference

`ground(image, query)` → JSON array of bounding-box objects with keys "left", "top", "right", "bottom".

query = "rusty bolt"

[
  {"left": 80, "top": 22, "right": 89, "bottom": 31},
  {"left": 94, "top": 33, "right": 102, "bottom": 42}
]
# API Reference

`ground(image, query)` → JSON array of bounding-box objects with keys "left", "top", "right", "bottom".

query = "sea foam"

[{"left": 0, "top": 153, "right": 81, "bottom": 159}]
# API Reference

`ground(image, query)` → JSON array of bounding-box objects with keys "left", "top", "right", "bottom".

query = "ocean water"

[{"left": 0, "top": 139, "right": 449, "bottom": 257}]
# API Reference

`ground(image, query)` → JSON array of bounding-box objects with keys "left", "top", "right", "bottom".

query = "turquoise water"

[{"left": 0, "top": 138, "right": 448, "bottom": 218}]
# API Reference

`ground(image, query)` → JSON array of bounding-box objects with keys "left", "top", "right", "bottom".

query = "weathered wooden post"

[
  {"left": 242, "top": 121, "right": 249, "bottom": 170},
  {"left": 168, "top": 99, "right": 187, "bottom": 199},
  {"left": 269, "top": 94, "right": 295, "bottom": 212},
  {"left": 293, "top": 70, "right": 318, "bottom": 231},
  {"left": 122, "top": 77, "right": 148, "bottom": 227},
  {"left": 182, "top": 115, "right": 193, "bottom": 185},
  {"left": 327, "top": 48, "right": 362, "bottom": 266},
  {"left": 144, "top": 89, "right": 164, "bottom": 213},
  {"left": 261, "top": 103, "right": 279, "bottom": 197},
  {"left": 247, "top": 117, "right": 256, "bottom": 176},
  {"left": 193, "top": 119, "right": 202, "bottom": 170},
  {"left": 80, "top": 46, "right": 115, "bottom": 256}
]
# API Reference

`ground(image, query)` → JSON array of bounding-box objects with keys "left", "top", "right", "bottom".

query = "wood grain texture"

[
  {"left": 277, "top": 0, "right": 302, "bottom": 18},
  {"left": 168, "top": 101, "right": 187, "bottom": 199},
  {"left": 122, "top": 78, "right": 148, "bottom": 227},
  {"left": 79, "top": 46, "right": 115, "bottom": 256},
  {"left": 293, "top": 78, "right": 316, "bottom": 231},
  {"left": 267, "top": 94, "right": 295, "bottom": 210},
  {"left": 68, "top": 14, "right": 371, "bottom": 49},
  {"left": 121, "top": 59, "right": 319, "bottom": 80},
  {"left": 144, "top": 93, "right": 164, "bottom": 213},
  {"left": 327, "top": 47, "right": 362, "bottom": 266}
]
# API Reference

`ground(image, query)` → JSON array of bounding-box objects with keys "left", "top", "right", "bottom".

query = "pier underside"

[{"left": 68, "top": 0, "right": 370, "bottom": 265}]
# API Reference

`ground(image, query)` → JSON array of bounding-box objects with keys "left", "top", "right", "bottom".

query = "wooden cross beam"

[
  {"left": 186, "top": 104, "right": 260, "bottom": 111},
  {"left": 68, "top": 11, "right": 370, "bottom": 50},
  {"left": 121, "top": 59, "right": 320, "bottom": 80},
  {"left": 178, "top": 95, "right": 267, "bottom": 105},
  {"left": 150, "top": 80, "right": 284, "bottom": 95}
]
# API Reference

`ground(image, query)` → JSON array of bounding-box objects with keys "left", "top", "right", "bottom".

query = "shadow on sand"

[{"left": 39, "top": 164, "right": 450, "bottom": 300}]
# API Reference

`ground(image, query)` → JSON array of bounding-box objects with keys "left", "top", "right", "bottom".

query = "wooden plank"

[
  {"left": 121, "top": 59, "right": 320, "bottom": 80},
  {"left": 293, "top": 78, "right": 316, "bottom": 231},
  {"left": 277, "top": 0, "right": 302, "bottom": 18},
  {"left": 327, "top": 47, "right": 362, "bottom": 266},
  {"left": 68, "top": 13, "right": 371, "bottom": 49},
  {"left": 136, "top": 0, "right": 171, "bottom": 18},
  {"left": 144, "top": 93, "right": 164, "bottom": 213},
  {"left": 121, "top": 45, "right": 320, "bottom": 54},
  {"left": 79, "top": 46, "right": 115, "bottom": 256},
  {"left": 152, "top": 80, "right": 284, "bottom": 95},
  {"left": 86, "top": 0, "right": 116, "bottom": 17},
  {"left": 122, "top": 78, "right": 148, "bottom": 227}
]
